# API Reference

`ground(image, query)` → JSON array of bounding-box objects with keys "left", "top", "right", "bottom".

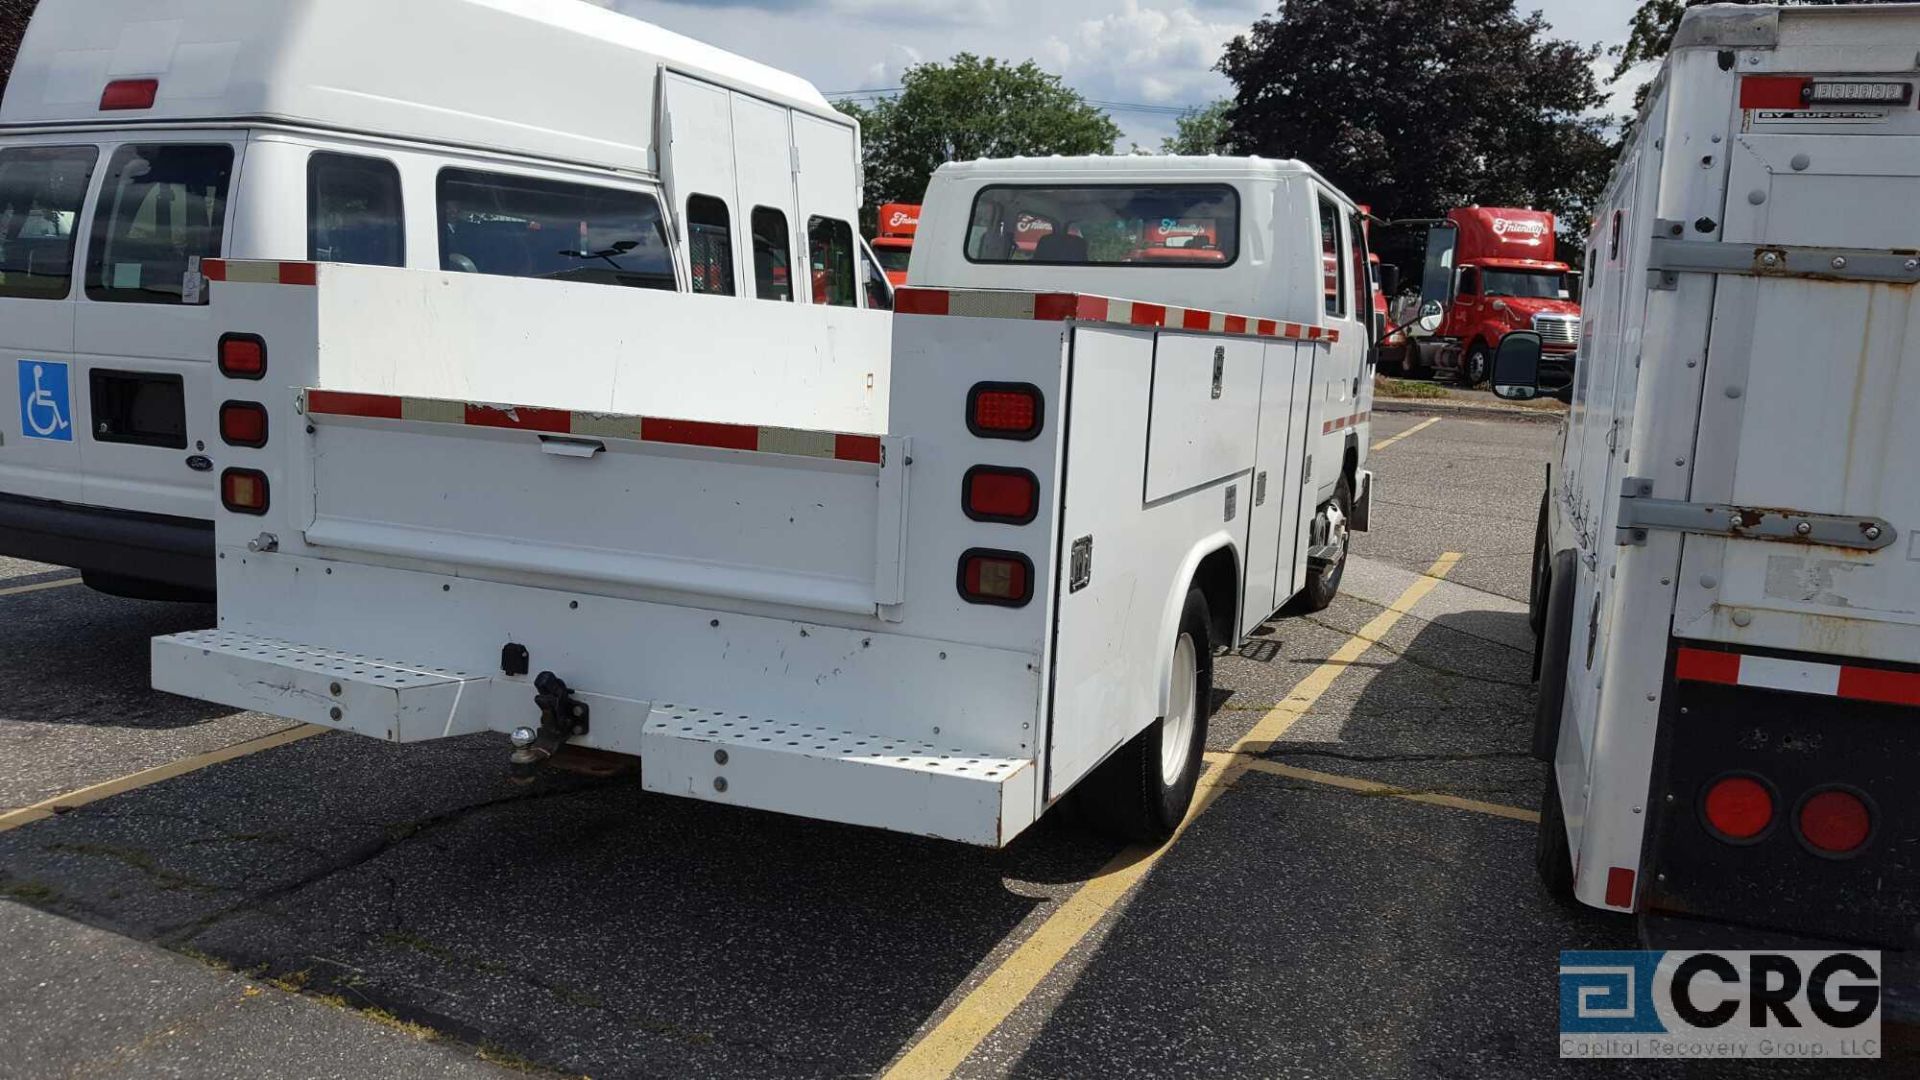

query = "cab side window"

[
  {"left": 808, "top": 216, "right": 856, "bottom": 307},
  {"left": 1318, "top": 194, "right": 1346, "bottom": 318},
  {"left": 1458, "top": 267, "right": 1481, "bottom": 296},
  {"left": 1346, "top": 209, "right": 1370, "bottom": 316},
  {"left": 308, "top": 153, "right": 404, "bottom": 267}
]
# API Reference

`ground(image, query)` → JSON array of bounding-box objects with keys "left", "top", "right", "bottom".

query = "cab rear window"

[
  {"left": 86, "top": 144, "right": 234, "bottom": 304},
  {"left": 965, "top": 184, "right": 1238, "bottom": 267},
  {"left": 0, "top": 146, "right": 98, "bottom": 300},
  {"left": 437, "top": 168, "right": 674, "bottom": 292}
]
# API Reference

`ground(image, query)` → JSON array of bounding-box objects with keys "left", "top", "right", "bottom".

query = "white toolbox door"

[{"left": 1240, "top": 341, "right": 1309, "bottom": 634}]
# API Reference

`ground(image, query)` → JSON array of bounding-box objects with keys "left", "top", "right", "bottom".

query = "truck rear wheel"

[
  {"left": 1536, "top": 766, "right": 1576, "bottom": 900},
  {"left": 1461, "top": 341, "right": 1492, "bottom": 387},
  {"left": 1077, "top": 588, "right": 1212, "bottom": 844}
]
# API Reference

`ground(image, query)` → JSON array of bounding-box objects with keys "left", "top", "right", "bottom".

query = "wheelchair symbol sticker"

[{"left": 18, "top": 360, "right": 73, "bottom": 442}]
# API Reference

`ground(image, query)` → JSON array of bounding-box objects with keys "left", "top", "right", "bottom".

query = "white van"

[{"left": 0, "top": 0, "right": 883, "bottom": 599}]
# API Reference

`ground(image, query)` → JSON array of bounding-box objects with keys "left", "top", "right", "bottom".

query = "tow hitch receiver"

[{"left": 508, "top": 671, "right": 591, "bottom": 782}]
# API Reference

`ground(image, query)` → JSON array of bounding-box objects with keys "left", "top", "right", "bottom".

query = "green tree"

[
  {"left": 0, "top": 0, "right": 36, "bottom": 101},
  {"left": 1219, "top": 0, "right": 1613, "bottom": 270},
  {"left": 1161, "top": 100, "right": 1231, "bottom": 155},
  {"left": 835, "top": 54, "right": 1120, "bottom": 209}
]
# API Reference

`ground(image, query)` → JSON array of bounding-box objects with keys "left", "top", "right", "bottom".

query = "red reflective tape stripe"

[
  {"left": 1181, "top": 308, "right": 1211, "bottom": 331},
  {"left": 1675, "top": 647, "right": 1742, "bottom": 686},
  {"left": 280, "top": 262, "right": 318, "bottom": 286},
  {"left": 1129, "top": 303, "right": 1167, "bottom": 328},
  {"left": 834, "top": 434, "right": 883, "bottom": 464},
  {"left": 1604, "top": 867, "right": 1636, "bottom": 908},
  {"left": 464, "top": 403, "right": 570, "bottom": 433},
  {"left": 1741, "top": 76, "right": 1808, "bottom": 110},
  {"left": 1032, "top": 293, "right": 1082, "bottom": 321},
  {"left": 1257, "top": 320, "right": 1278, "bottom": 337},
  {"left": 202, "top": 259, "right": 229, "bottom": 281},
  {"left": 640, "top": 417, "right": 759, "bottom": 452},
  {"left": 895, "top": 288, "right": 949, "bottom": 316},
  {"left": 1224, "top": 315, "right": 1247, "bottom": 335},
  {"left": 307, "top": 390, "right": 402, "bottom": 419},
  {"left": 1837, "top": 665, "right": 1920, "bottom": 707}
]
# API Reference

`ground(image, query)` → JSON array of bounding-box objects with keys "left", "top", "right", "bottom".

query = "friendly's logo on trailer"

[
  {"left": 1559, "top": 950, "right": 1881, "bottom": 1059},
  {"left": 17, "top": 359, "right": 73, "bottom": 442}
]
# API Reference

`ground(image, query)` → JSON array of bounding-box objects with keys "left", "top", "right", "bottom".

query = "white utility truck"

[
  {"left": 0, "top": 0, "right": 884, "bottom": 600},
  {"left": 152, "top": 156, "right": 1379, "bottom": 845},
  {"left": 1497, "top": 2, "right": 1919, "bottom": 1005}
]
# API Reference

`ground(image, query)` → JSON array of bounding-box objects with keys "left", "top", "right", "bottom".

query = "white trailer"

[
  {"left": 0, "top": 0, "right": 882, "bottom": 600},
  {"left": 151, "top": 158, "right": 1380, "bottom": 845},
  {"left": 1496, "top": 1, "right": 1920, "bottom": 999}
]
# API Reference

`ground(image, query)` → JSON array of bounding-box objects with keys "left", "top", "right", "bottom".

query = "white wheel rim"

[{"left": 1161, "top": 632, "right": 1198, "bottom": 787}]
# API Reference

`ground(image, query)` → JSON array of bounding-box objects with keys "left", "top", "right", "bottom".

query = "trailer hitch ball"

[{"left": 508, "top": 671, "right": 592, "bottom": 782}]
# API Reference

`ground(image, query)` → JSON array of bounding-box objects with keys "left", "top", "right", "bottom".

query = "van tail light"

[
  {"left": 1739, "top": 76, "right": 1809, "bottom": 110},
  {"left": 1701, "top": 774, "right": 1774, "bottom": 842},
  {"left": 219, "top": 401, "right": 268, "bottom": 448},
  {"left": 1798, "top": 788, "right": 1873, "bottom": 856},
  {"left": 221, "top": 469, "right": 270, "bottom": 515},
  {"left": 100, "top": 79, "right": 158, "bottom": 111},
  {"left": 218, "top": 333, "right": 266, "bottom": 379},
  {"left": 958, "top": 549, "right": 1032, "bottom": 607},
  {"left": 968, "top": 382, "right": 1043, "bottom": 440},
  {"left": 964, "top": 466, "right": 1039, "bottom": 525}
]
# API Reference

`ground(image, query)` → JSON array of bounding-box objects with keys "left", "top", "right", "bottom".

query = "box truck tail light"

[
  {"left": 99, "top": 79, "right": 158, "bottom": 111},
  {"left": 218, "top": 333, "right": 266, "bottom": 379},
  {"left": 964, "top": 466, "right": 1039, "bottom": 525},
  {"left": 219, "top": 402, "right": 268, "bottom": 448},
  {"left": 958, "top": 549, "right": 1032, "bottom": 607},
  {"left": 221, "top": 469, "right": 270, "bottom": 515},
  {"left": 1798, "top": 788, "right": 1873, "bottom": 856},
  {"left": 1741, "top": 76, "right": 1913, "bottom": 110},
  {"left": 1702, "top": 775, "right": 1774, "bottom": 841},
  {"left": 968, "top": 383, "right": 1043, "bottom": 440}
]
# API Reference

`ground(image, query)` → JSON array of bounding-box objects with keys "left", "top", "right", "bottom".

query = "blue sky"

[{"left": 590, "top": 0, "right": 1648, "bottom": 147}]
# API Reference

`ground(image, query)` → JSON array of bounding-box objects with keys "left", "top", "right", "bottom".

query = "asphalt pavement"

[{"left": 0, "top": 412, "right": 1908, "bottom": 1079}]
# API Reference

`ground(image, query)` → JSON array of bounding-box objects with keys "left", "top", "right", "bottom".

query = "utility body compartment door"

[{"left": 1674, "top": 133, "right": 1920, "bottom": 665}]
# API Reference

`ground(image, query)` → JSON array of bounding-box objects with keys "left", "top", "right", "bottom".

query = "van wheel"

[
  {"left": 1537, "top": 767, "right": 1576, "bottom": 900},
  {"left": 1077, "top": 589, "right": 1212, "bottom": 844},
  {"left": 1461, "top": 341, "right": 1492, "bottom": 387},
  {"left": 1290, "top": 475, "right": 1351, "bottom": 614}
]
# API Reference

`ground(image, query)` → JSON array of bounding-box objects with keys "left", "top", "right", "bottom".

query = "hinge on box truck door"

[
  {"left": 1615, "top": 477, "right": 1896, "bottom": 550},
  {"left": 1648, "top": 238, "right": 1920, "bottom": 291}
]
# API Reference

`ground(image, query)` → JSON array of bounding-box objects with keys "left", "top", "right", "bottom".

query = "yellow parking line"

[
  {"left": 1371, "top": 416, "right": 1439, "bottom": 452},
  {"left": 0, "top": 576, "right": 82, "bottom": 598},
  {"left": 880, "top": 553, "right": 1462, "bottom": 1079},
  {"left": 1210, "top": 754, "right": 1538, "bottom": 823},
  {"left": 0, "top": 724, "right": 327, "bottom": 833}
]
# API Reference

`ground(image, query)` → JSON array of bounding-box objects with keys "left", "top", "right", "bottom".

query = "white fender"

[{"left": 1153, "top": 532, "right": 1240, "bottom": 719}]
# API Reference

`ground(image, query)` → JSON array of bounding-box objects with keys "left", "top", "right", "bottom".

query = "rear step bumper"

[
  {"left": 152, "top": 629, "right": 1037, "bottom": 846},
  {"left": 0, "top": 493, "right": 213, "bottom": 593}
]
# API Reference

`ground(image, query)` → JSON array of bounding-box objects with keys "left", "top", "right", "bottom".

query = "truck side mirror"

[
  {"left": 1416, "top": 299, "right": 1444, "bottom": 334},
  {"left": 1490, "top": 331, "right": 1544, "bottom": 401},
  {"left": 1377, "top": 264, "right": 1400, "bottom": 297}
]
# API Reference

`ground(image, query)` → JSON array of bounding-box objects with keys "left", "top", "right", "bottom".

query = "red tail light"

[
  {"left": 219, "top": 333, "right": 266, "bottom": 379},
  {"left": 221, "top": 469, "right": 270, "bottom": 515},
  {"left": 964, "top": 466, "right": 1039, "bottom": 525},
  {"left": 1739, "top": 76, "right": 1809, "bottom": 110},
  {"left": 219, "top": 401, "right": 268, "bottom": 448},
  {"left": 1798, "top": 788, "right": 1873, "bottom": 856},
  {"left": 100, "top": 79, "right": 158, "bottom": 111},
  {"left": 968, "top": 382, "right": 1043, "bottom": 440},
  {"left": 958, "top": 549, "right": 1032, "bottom": 607},
  {"left": 1702, "top": 775, "right": 1775, "bottom": 842}
]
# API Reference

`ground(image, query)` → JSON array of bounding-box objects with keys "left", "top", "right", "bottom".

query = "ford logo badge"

[{"left": 186, "top": 455, "right": 213, "bottom": 472}]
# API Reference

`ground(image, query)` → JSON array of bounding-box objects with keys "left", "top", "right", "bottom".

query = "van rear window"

[
  {"left": 965, "top": 184, "right": 1238, "bottom": 267},
  {"left": 86, "top": 144, "right": 234, "bottom": 304},
  {"left": 437, "top": 169, "right": 673, "bottom": 292},
  {"left": 0, "top": 146, "right": 98, "bottom": 300}
]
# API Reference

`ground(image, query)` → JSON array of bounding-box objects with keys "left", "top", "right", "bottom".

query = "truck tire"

[
  {"left": 1460, "top": 341, "right": 1492, "bottom": 387},
  {"left": 1077, "top": 588, "right": 1213, "bottom": 844},
  {"left": 1536, "top": 766, "right": 1576, "bottom": 900},
  {"left": 1290, "top": 474, "right": 1351, "bottom": 614},
  {"left": 1528, "top": 491, "right": 1551, "bottom": 643},
  {"left": 1532, "top": 549, "right": 1578, "bottom": 758}
]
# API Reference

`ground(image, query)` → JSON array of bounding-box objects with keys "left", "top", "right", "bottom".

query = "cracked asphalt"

[{"left": 1, "top": 413, "right": 1910, "bottom": 1078}]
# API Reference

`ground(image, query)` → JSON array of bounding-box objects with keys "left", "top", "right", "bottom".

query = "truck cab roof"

[{"left": 0, "top": 0, "right": 837, "bottom": 174}]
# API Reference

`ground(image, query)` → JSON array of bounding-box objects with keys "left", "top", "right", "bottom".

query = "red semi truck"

[
  {"left": 871, "top": 202, "right": 919, "bottom": 285},
  {"left": 1383, "top": 206, "right": 1580, "bottom": 387}
]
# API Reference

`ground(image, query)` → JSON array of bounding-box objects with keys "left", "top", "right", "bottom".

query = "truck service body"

[
  {"left": 0, "top": 0, "right": 877, "bottom": 599},
  {"left": 1513, "top": 2, "right": 1920, "bottom": 1009},
  {"left": 152, "top": 155, "right": 1379, "bottom": 846},
  {"left": 1389, "top": 206, "right": 1581, "bottom": 386}
]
